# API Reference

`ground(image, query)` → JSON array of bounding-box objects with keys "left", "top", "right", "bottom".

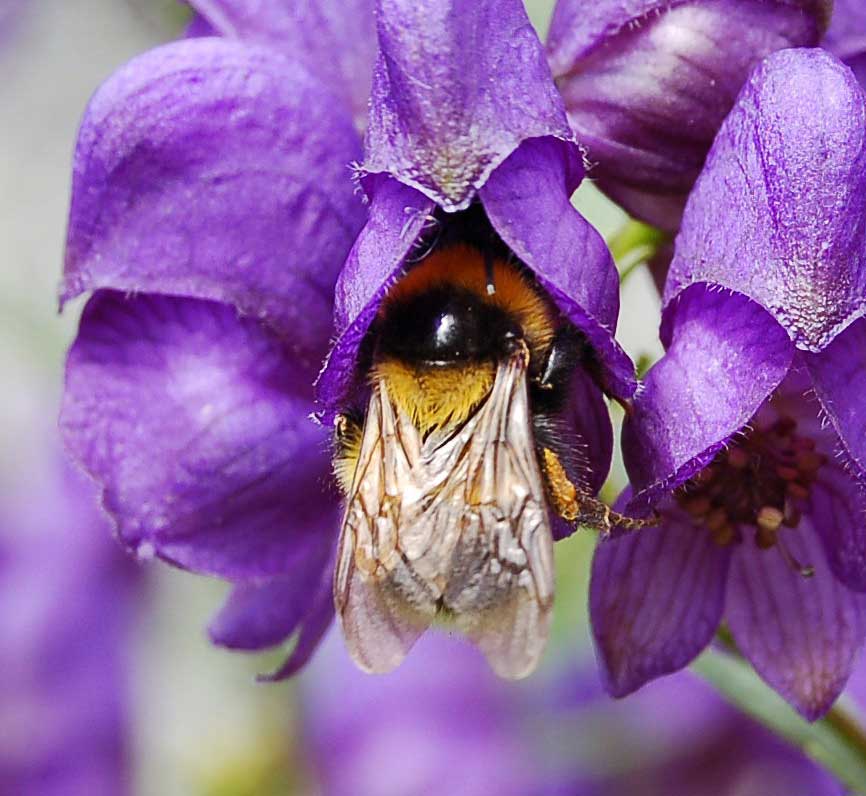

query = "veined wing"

[
  {"left": 411, "top": 345, "right": 555, "bottom": 679},
  {"left": 333, "top": 377, "right": 436, "bottom": 674}
]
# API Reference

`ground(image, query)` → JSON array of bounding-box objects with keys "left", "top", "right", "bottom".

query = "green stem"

[
  {"left": 692, "top": 644, "right": 866, "bottom": 793},
  {"left": 607, "top": 219, "right": 668, "bottom": 284}
]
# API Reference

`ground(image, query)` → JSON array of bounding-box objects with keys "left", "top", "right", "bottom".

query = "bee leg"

[
  {"left": 540, "top": 447, "right": 659, "bottom": 534},
  {"left": 332, "top": 412, "right": 364, "bottom": 495}
]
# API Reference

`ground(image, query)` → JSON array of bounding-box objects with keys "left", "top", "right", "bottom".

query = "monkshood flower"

[
  {"left": 60, "top": 2, "right": 373, "bottom": 678},
  {"left": 546, "top": 0, "right": 830, "bottom": 229},
  {"left": 317, "top": 0, "right": 637, "bottom": 678},
  {"left": 824, "top": 0, "right": 866, "bottom": 87},
  {"left": 61, "top": 0, "right": 633, "bottom": 679},
  {"left": 0, "top": 462, "right": 140, "bottom": 795},
  {"left": 591, "top": 48, "right": 866, "bottom": 719}
]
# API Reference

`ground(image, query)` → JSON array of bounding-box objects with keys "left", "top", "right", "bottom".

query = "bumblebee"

[{"left": 332, "top": 237, "right": 644, "bottom": 680}]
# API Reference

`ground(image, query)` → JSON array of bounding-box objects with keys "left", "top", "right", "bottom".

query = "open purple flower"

[
  {"left": 590, "top": 48, "right": 866, "bottom": 719},
  {"left": 546, "top": 0, "right": 830, "bottom": 230},
  {"left": 60, "top": 2, "right": 373, "bottom": 677}
]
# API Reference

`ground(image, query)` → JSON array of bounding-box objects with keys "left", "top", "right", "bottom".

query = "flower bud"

[{"left": 547, "top": 0, "right": 829, "bottom": 229}]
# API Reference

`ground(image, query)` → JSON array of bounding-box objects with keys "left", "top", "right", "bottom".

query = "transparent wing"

[
  {"left": 333, "top": 380, "right": 436, "bottom": 674},
  {"left": 415, "top": 346, "right": 555, "bottom": 679}
]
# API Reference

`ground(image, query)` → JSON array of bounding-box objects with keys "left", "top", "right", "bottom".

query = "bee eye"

[{"left": 378, "top": 288, "right": 520, "bottom": 364}]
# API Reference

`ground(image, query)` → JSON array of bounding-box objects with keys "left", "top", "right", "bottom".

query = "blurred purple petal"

[
  {"left": 810, "top": 474, "right": 866, "bottom": 594},
  {"left": 62, "top": 37, "right": 364, "bottom": 369},
  {"left": 0, "top": 463, "right": 140, "bottom": 795},
  {"left": 824, "top": 0, "right": 866, "bottom": 86},
  {"left": 363, "top": 0, "right": 573, "bottom": 211},
  {"left": 623, "top": 286, "right": 793, "bottom": 504},
  {"left": 480, "top": 137, "right": 635, "bottom": 399},
  {"left": 805, "top": 317, "right": 866, "bottom": 479},
  {"left": 666, "top": 48, "right": 866, "bottom": 351},
  {"left": 727, "top": 524, "right": 866, "bottom": 720},
  {"left": 316, "top": 178, "right": 436, "bottom": 416},
  {"left": 187, "top": 0, "right": 376, "bottom": 121},
  {"left": 590, "top": 507, "right": 730, "bottom": 696},
  {"left": 301, "top": 633, "right": 534, "bottom": 796},
  {"left": 62, "top": 292, "right": 337, "bottom": 581}
]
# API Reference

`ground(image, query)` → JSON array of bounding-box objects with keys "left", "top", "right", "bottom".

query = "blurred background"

[{"left": 0, "top": 2, "right": 848, "bottom": 795}]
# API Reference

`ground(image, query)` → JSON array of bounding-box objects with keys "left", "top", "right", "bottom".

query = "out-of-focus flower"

[
  {"left": 824, "top": 0, "right": 866, "bottom": 86},
  {"left": 299, "top": 633, "right": 842, "bottom": 796},
  {"left": 546, "top": 0, "right": 830, "bottom": 230},
  {"left": 0, "top": 462, "right": 140, "bottom": 795},
  {"left": 590, "top": 48, "right": 866, "bottom": 719},
  {"left": 300, "top": 634, "right": 538, "bottom": 796},
  {"left": 59, "top": 3, "right": 374, "bottom": 677}
]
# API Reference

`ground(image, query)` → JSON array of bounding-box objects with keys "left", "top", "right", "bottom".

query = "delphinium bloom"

[
  {"left": 546, "top": 0, "right": 830, "bottom": 230},
  {"left": 60, "top": 3, "right": 373, "bottom": 678},
  {"left": 824, "top": 0, "right": 866, "bottom": 86},
  {"left": 0, "top": 462, "right": 140, "bottom": 795},
  {"left": 60, "top": 0, "right": 636, "bottom": 679},
  {"left": 591, "top": 48, "right": 866, "bottom": 719}
]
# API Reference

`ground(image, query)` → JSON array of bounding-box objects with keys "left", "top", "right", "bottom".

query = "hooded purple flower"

[
  {"left": 590, "top": 48, "right": 866, "bottom": 720},
  {"left": 60, "top": 1, "right": 374, "bottom": 678},
  {"left": 61, "top": 0, "right": 632, "bottom": 678},
  {"left": 546, "top": 0, "right": 830, "bottom": 230},
  {"left": 0, "top": 461, "right": 140, "bottom": 795},
  {"left": 824, "top": 0, "right": 866, "bottom": 87}
]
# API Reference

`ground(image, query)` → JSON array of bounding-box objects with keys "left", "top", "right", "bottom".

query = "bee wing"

[
  {"left": 417, "top": 348, "right": 555, "bottom": 679},
  {"left": 334, "top": 380, "right": 437, "bottom": 674}
]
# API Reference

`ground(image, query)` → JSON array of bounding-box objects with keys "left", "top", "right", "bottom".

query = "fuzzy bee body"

[{"left": 333, "top": 243, "right": 593, "bottom": 679}]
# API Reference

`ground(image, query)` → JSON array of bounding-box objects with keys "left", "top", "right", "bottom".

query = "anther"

[
  {"left": 776, "top": 465, "right": 800, "bottom": 481},
  {"left": 756, "top": 506, "right": 784, "bottom": 534},
  {"left": 786, "top": 482, "right": 810, "bottom": 501},
  {"left": 727, "top": 448, "right": 750, "bottom": 469}
]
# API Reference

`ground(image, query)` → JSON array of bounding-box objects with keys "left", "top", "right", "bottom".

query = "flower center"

[{"left": 675, "top": 416, "right": 826, "bottom": 556}]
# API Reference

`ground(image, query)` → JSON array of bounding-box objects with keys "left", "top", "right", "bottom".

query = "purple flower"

[
  {"left": 824, "top": 0, "right": 866, "bottom": 87},
  {"left": 60, "top": 3, "right": 373, "bottom": 677},
  {"left": 590, "top": 48, "right": 866, "bottom": 719},
  {"left": 546, "top": 0, "right": 830, "bottom": 230},
  {"left": 300, "top": 634, "right": 538, "bottom": 796},
  {"left": 0, "top": 461, "right": 140, "bottom": 795},
  {"left": 60, "top": 0, "right": 632, "bottom": 678}
]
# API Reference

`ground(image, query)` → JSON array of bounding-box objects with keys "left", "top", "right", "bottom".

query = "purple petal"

[
  {"left": 316, "top": 178, "right": 436, "bottom": 416},
  {"left": 727, "top": 525, "right": 866, "bottom": 720},
  {"left": 547, "top": 0, "right": 826, "bottom": 229},
  {"left": 258, "top": 557, "right": 336, "bottom": 681},
  {"left": 62, "top": 37, "right": 364, "bottom": 369},
  {"left": 208, "top": 523, "right": 336, "bottom": 650},
  {"left": 61, "top": 292, "right": 338, "bottom": 581},
  {"left": 804, "top": 318, "right": 866, "bottom": 480},
  {"left": 480, "top": 138, "right": 635, "bottom": 399},
  {"left": 623, "top": 285, "right": 793, "bottom": 504},
  {"left": 363, "top": 0, "right": 573, "bottom": 211},
  {"left": 187, "top": 0, "right": 376, "bottom": 121},
  {"left": 665, "top": 48, "right": 866, "bottom": 351},
  {"left": 811, "top": 474, "right": 866, "bottom": 594},
  {"left": 562, "top": 365, "right": 614, "bottom": 497},
  {"left": 590, "top": 506, "right": 731, "bottom": 696}
]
